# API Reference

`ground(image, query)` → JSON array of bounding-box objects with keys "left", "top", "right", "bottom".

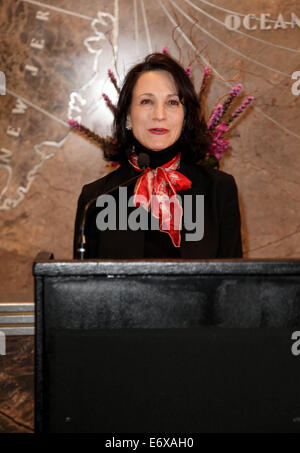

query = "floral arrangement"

[{"left": 68, "top": 47, "right": 254, "bottom": 170}]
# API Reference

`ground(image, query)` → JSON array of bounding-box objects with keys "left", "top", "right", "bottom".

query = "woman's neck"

[{"left": 132, "top": 137, "right": 182, "bottom": 169}]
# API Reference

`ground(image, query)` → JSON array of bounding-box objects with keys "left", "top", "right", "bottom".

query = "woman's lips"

[{"left": 149, "top": 128, "right": 168, "bottom": 135}]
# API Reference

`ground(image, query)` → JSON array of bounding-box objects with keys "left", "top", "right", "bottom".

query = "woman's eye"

[{"left": 139, "top": 99, "right": 180, "bottom": 106}]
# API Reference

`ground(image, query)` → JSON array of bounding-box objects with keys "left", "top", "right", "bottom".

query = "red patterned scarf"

[{"left": 128, "top": 148, "right": 192, "bottom": 247}]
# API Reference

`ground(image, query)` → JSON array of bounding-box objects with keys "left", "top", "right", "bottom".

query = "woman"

[{"left": 73, "top": 53, "right": 243, "bottom": 259}]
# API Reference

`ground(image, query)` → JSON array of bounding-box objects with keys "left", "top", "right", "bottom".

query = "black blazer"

[{"left": 73, "top": 160, "right": 243, "bottom": 259}]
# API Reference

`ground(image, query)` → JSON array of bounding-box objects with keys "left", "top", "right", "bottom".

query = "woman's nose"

[{"left": 152, "top": 102, "right": 166, "bottom": 119}]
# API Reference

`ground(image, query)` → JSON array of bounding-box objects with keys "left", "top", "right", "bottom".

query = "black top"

[
  {"left": 73, "top": 141, "right": 243, "bottom": 259},
  {"left": 132, "top": 136, "right": 181, "bottom": 169}
]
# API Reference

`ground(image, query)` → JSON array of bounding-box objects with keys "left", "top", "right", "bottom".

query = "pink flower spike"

[
  {"left": 185, "top": 66, "right": 192, "bottom": 78},
  {"left": 102, "top": 92, "right": 113, "bottom": 106},
  {"left": 209, "top": 123, "right": 229, "bottom": 160},
  {"left": 207, "top": 104, "right": 223, "bottom": 130},
  {"left": 230, "top": 83, "right": 243, "bottom": 97},
  {"left": 162, "top": 45, "right": 169, "bottom": 54},
  {"left": 216, "top": 121, "right": 229, "bottom": 132},
  {"left": 107, "top": 69, "right": 116, "bottom": 82},
  {"left": 67, "top": 119, "right": 82, "bottom": 130},
  {"left": 231, "top": 96, "right": 255, "bottom": 121},
  {"left": 67, "top": 119, "right": 77, "bottom": 126}
]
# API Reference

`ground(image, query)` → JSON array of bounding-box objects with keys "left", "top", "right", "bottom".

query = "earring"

[{"left": 126, "top": 117, "right": 132, "bottom": 130}]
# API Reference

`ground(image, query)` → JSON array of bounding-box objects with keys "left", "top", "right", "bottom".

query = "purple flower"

[
  {"left": 208, "top": 121, "right": 230, "bottom": 160},
  {"left": 199, "top": 66, "right": 212, "bottom": 100},
  {"left": 102, "top": 92, "right": 113, "bottom": 107},
  {"left": 201, "top": 66, "right": 211, "bottom": 87},
  {"left": 209, "top": 134, "right": 229, "bottom": 160},
  {"left": 108, "top": 69, "right": 117, "bottom": 85},
  {"left": 216, "top": 121, "right": 229, "bottom": 132},
  {"left": 67, "top": 119, "right": 82, "bottom": 131},
  {"left": 230, "top": 83, "right": 243, "bottom": 97},
  {"left": 204, "top": 66, "right": 211, "bottom": 76},
  {"left": 207, "top": 104, "right": 223, "bottom": 130},
  {"left": 185, "top": 66, "right": 192, "bottom": 78},
  {"left": 229, "top": 96, "right": 255, "bottom": 123}
]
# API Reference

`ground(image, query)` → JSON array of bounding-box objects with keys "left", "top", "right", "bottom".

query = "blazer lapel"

[{"left": 177, "top": 161, "right": 218, "bottom": 259}]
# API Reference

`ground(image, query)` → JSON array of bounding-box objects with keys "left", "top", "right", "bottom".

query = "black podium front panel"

[
  {"left": 45, "top": 328, "right": 299, "bottom": 433},
  {"left": 33, "top": 260, "right": 300, "bottom": 433}
]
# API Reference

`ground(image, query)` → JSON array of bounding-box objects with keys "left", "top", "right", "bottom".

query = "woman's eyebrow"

[{"left": 137, "top": 93, "right": 180, "bottom": 97}]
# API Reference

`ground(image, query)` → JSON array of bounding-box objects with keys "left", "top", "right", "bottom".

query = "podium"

[{"left": 34, "top": 259, "right": 300, "bottom": 433}]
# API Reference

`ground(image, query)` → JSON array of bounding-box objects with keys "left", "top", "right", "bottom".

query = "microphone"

[
  {"left": 76, "top": 153, "right": 150, "bottom": 259},
  {"left": 137, "top": 152, "right": 150, "bottom": 169}
]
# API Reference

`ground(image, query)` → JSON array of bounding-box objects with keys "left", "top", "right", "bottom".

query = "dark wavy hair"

[{"left": 111, "top": 52, "right": 211, "bottom": 164}]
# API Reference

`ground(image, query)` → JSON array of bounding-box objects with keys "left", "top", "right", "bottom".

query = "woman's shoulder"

[
  {"left": 79, "top": 162, "right": 133, "bottom": 201},
  {"left": 200, "top": 164, "right": 237, "bottom": 185},
  {"left": 199, "top": 166, "right": 240, "bottom": 208},
  {"left": 182, "top": 160, "right": 238, "bottom": 188}
]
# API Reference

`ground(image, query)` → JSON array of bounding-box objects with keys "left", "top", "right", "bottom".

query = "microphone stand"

[{"left": 77, "top": 171, "right": 146, "bottom": 259}]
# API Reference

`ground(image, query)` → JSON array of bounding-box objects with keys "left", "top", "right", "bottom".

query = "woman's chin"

[{"left": 142, "top": 137, "right": 175, "bottom": 151}]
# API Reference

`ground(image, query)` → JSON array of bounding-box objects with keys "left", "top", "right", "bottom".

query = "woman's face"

[{"left": 128, "top": 70, "right": 185, "bottom": 151}]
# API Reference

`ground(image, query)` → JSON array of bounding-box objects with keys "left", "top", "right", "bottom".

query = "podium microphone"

[{"left": 77, "top": 153, "right": 150, "bottom": 259}]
